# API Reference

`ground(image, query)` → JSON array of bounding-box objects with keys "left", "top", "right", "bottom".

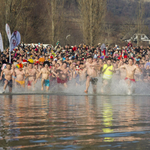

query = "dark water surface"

[{"left": 0, "top": 95, "right": 150, "bottom": 149}]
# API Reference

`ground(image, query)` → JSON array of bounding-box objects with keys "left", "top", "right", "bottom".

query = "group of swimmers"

[{"left": 0, "top": 55, "right": 143, "bottom": 95}]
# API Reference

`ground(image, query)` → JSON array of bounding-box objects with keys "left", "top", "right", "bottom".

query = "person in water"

[
  {"left": 15, "top": 64, "right": 26, "bottom": 88},
  {"left": 56, "top": 62, "right": 69, "bottom": 88},
  {"left": 0, "top": 63, "right": 15, "bottom": 93},
  {"left": 26, "top": 63, "right": 38, "bottom": 89},
  {"left": 35, "top": 63, "right": 57, "bottom": 91},
  {"left": 84, "top": 56, "right": 98, "bottom": 94},
  {"left": 101, "top": 58, "right": 115, "bottom": 93},
  {"left": 116, "top": 58, "right": 141, "bottom": 94}
]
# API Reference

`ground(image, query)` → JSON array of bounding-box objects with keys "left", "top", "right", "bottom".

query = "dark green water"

[{"left": 0, "top": 95, "right": 150, "bottom": 150}]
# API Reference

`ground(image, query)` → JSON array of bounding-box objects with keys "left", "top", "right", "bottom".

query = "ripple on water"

[{"left": 0, "top": 95, "right": 150, "bottom": 149}]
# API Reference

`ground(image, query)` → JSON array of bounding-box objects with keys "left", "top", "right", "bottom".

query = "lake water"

[{"left": 0, "top": 95, "right": 150, "bottom": 149}]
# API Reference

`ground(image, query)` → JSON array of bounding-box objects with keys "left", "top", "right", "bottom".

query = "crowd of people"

[{"left": 0, "top": 41, "right": 150, "bottom": 94}]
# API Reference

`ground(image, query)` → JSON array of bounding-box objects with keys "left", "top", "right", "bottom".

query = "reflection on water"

[
  {"left": 0, "top": 95, "right": 150, "bottom": 149},
  {"left": 102, "top": 99, "right": 114, "bottom": 142}
]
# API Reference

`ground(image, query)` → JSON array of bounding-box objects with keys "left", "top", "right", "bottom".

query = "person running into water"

[
  {"left": 0, "top": 63, "right": 15, "bottom": 93},
  {"left": 56, "top": 62, "right": 69, "bottom": 88},
  {"left": 101, "top": 58, "right": 115, "bottom": 93},
  {"left": 26, "top": 63, "right": 38, "bottom": 89},
  {"left": 116, "top": 58, "right": 141, "bottom": 94},
  {"left": 84, "top": 56, "right": 98, "bottom": 94},
  {"left": 15, "top": 64, "right": 26, "bottom": 88},
  {"left": 35, "top": 63, "right": 57, "bottom": 91}
]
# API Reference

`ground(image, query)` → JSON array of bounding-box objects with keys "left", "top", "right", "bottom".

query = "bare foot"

[
  {"left": 41, "top": 87, "right": 44, "bottom": 91},
  {"left": 84, "top": 90, "right": 88, "bottom": 94}
]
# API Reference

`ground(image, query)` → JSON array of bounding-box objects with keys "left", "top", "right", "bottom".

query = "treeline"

[{"left": 0, "top": 0, "right": 150, "bottom": 48}]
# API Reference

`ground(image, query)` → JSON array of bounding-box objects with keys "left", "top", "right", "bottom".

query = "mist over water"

[{"left": 0, "top": 77, "right": 149, "bottom": 95}]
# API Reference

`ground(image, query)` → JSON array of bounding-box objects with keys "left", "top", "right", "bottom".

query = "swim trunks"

[
  {"left": 44, "top": 79, "right": 50, "bottom": 87},
  {"left": 16, "top": 80, "right": 25, "bottom": 87},
  {"left": 90, "top": 78, "right": 98, "bottom": 85},
  {"left": 86, "top": 74, "right": 89, "bottom": 78},
  {"left": 3, "top": 79, "right": 13, "bottom": 88},
  {"left": 28, "top": 81, "right": 33, "bottom": 86},
  {"left": 57, "top": 77, "right": 67, "bottom": 84},
  {"left": 125, "top": 77, "right": 136, "bottom": 82},
  {"left": 86, "top": 74, "right": 98, "bottom": 85}
]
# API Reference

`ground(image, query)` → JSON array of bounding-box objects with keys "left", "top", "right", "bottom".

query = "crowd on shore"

[{"left": 0, "top": 41, "right": 150, "bottom": 94}]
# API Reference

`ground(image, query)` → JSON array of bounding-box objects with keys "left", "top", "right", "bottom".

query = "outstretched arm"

[{"left": 115, "top": 65, "right": 126, "bottom": 71}]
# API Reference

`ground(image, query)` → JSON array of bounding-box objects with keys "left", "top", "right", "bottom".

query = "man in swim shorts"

[
  {"left": 26, "top": 63, "right": 38, "bottom": 89},
  {"left": 84, "top": 56, "right": 98, "bottom": 94},
  {"left": 15, "top": 64, "right": 26, "bottom": 88},
  {"left": 35, "top": 63, "right": 57, "bottom": 91},
  {"left": 116, "top": 58, "right": 141, "bottom": 94},
  {"left": 0, "top": 63, "right": 15, "bottom": 93},
  {"left": 56, "top": 62, "right": 69, "bottom": 88}
]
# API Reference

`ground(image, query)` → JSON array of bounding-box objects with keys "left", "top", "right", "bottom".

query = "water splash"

[{"left": 0, "top": 77, "right": 150, "bottom": 95}]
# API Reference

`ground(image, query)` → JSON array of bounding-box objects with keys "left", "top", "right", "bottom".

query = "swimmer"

[
  {"left": 35, "top": 63, "right": 57, "bottom": 91},
  {"left": 15, "top": 64, "right": 26, "bottom": 88},
  {"left": 26, "top": 63, "right": 38, "bottom": 89},
  {"left": 116, "top": 58, "right": 142, "bottom": 95},
  {"left": 56, "top": 62, "right": 69, "bottom": 88},
  {"left": 101, "top": 58, "right": 115, "bottom": 93},
  {"left": 84, "top": 56, "right": 98, "bottom": 94},
  {"left": 0, "top": 63, "right": 15, "bottom": 93}
]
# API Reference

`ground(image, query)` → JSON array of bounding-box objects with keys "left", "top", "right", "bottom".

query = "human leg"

[
  {"left": 84, "top": 76, "right": 90, "bottom": 93},
  {"left": 91, "top": 78, "right": 98, "bottom": 94},
  {"left": 44, "top": 80, "right": 50, "bottom": 91},
  {"left": 3, "top": 79, "right": 8, "bottom": 92},
  {"left": 41, "top": 79, "right": 45, "bottom": 91}
]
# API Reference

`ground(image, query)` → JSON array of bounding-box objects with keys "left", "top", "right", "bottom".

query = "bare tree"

[
  {"left": 0, "top": 0, "right": 35, "bottom": 48},
  {"left": 78, "top": 0, "right": 107, "bottom": 46},
  {"left": 46, "top": 0, "right": 65, "bottom": 46},
  {"left": 104, "top": 24, "right": 115, "bottom": 45},
  {"left": 137, "top": 0, "right": 145, "bottom": 46}
]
